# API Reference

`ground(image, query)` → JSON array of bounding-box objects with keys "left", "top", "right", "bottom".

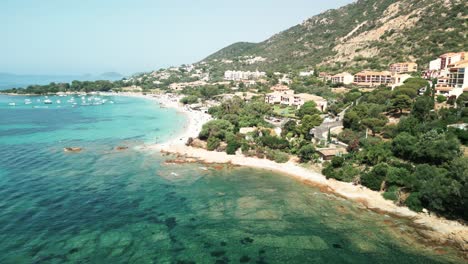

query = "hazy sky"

[{"left": 0, "top": 0, "right": 353, "bottom": 75}]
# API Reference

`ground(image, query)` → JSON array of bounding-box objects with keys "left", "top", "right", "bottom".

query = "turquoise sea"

[{"left": 0, "top": 94, "right": 465, "bottom": 263}]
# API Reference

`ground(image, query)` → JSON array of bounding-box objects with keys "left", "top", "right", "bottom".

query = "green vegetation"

[
  {"left": 2, "top": 80, "right": 120, "bottom": 94},
  {"left": 202, "top": 0, "right": 467, "bottom": 73},
  {"left": 324, "top": 80, "right": 468, "bottom": 220}
]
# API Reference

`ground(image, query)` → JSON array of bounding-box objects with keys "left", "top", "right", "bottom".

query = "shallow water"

[{"left": 0, "top": 95, "right": 464, "bottom": 263}]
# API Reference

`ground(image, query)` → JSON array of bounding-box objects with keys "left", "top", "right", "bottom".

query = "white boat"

[
  {"left": 44, "top": 99, "right": 52, "bottom": 104},
  {"left": 24, "top": 99, "right": 32, "bottom": 105},
  {"left": 56, "top": 100, "right": 61, "bottom": 104},
  {"left": 8, "top": 102, "right": 16, "bottom": 106},
  {"left": 109, "top": 101, "right": 114, "bottom": 104}
]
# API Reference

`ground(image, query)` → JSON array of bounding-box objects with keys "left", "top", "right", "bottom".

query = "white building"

[
  {"left": 299, "top": 70, "right": 315, "bottom": 77},
  {"left": 224, "top": 70, "right": 266, "bottom": 81},
  {"left": 331, "top": 72, "right": 354, "bottom": 85},
  {"left": 265, "top": 88, "right": 327, "bottom": 111},
  {"left": 435, "top": 60, "right": 468, "bottom": 98}
]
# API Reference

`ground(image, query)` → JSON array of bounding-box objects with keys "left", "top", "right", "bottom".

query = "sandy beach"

[{"left": 132, "top": 93, "right": 468, "bottom": 254}]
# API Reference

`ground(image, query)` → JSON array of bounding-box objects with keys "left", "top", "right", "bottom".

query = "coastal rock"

[{"left": 64, "top": 147, "right": 82, "bottom": 152}]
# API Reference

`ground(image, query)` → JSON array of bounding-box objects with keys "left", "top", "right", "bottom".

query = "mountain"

[
  {"left": 203, "top": 0, "right": 467, "bottom": 73},
  {"left": 0, "top": 72, "right": 123, "bottom": 90}
]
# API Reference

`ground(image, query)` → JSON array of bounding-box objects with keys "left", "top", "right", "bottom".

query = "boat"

[
  {"left": 44, "top": 99, "right": 52, "bottom": 104},
  {"left": 56, "top": 100, "right": 61, "bottom": 104},
  {"left": 8, "top": 102, "right": 16, "bottom": 106},
  {"left": 24, "top": 99, "right": 32, "bottom": 105}
]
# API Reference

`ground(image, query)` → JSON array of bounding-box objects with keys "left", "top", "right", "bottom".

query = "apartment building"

[
  {"left": 331, "top": 72, "right": 354, "bottom": 85},
  {"left": 353, "top": 70, "right": 393, "bottom": 87},
  {"left": 435, "top": 60, "right": 468, "bottom": 97},
  {"left": 389, "top": 62, "right": 418, "bottom": 74},
  {"left": 224, "top": 70, "right": 266, "bottom": 81}
]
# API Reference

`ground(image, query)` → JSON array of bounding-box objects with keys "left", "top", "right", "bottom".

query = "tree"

[
  {"left": 415, "top": 130, "right": 461, "bottom": 164},
  {"left": 391, "top": 132, "right": 418, "bottom": 160},
  {"left": 298, "top": 144, "right": 316, "bottom": 162},
  {"left": 412, "top": 96, "right": 434, "bottom": 120},
  {"left": 456, "top": 92, "right": 468, "bottom": 108},
  {"left": 390, "top": 95, "right": 412, "bottom": 114},
  {"left": 362, "top": 117, "right": 387, "bottom": 136},
  {"left": 297, "top": 101, "right": 321, "bottom": 118},
  {"left": 199, "top": 120, "right": 234, "bottom": 140},
  {"left": 299, "top": 114, "right": 323, "bottom": 138},
  {"left": 361, "top": 163, "right": 388, "bottom": 191}
]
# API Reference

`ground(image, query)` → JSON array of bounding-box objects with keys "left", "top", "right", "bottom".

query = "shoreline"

[
  {"left": 130, "top": 92, "right": 468, "bottom": 254},
  {"left": 152, "top": 144, "right": 468, "bottom": 254},
  {"left": 5, "top": 92, "right": 466, "bottom": 254}
]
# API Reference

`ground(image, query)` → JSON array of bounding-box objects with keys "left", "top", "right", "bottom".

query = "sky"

[{"left": 0, "top": 0, "right": 353, "bottom": 76}]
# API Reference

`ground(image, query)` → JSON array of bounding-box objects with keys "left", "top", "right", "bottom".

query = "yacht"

[
  {"left": 24, "top": 99, "right": 32, "bottom": 105},
  {"left": 56, "top": 100, "right": 61, "bottom": 104},
  {"left": 44, "top": 99, "right": 52, "bottom": 104},
  {"left": 8, "top": 102, "right": 16, "bottom": 106}
]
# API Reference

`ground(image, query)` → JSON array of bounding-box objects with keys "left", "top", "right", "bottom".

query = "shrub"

[
  {"left": 361, "top": 163, "right": 388, "bottom": 191},
  {"left": 383, "top": 185, "right": 399, "bottom": 202},
  {"left": 436, "top": 95, "right": 446, "bottom": 103},
  {"left": 405, "top": 192, "right": 423, "bottom": 212},
  {"left": 207, "top": 137, "right": 221, "bottom": 151},
  {"left": 298, "top": 144, "right": 316, "bottom": 162},
  {"left": 180, "top": 95, "right": 198, "bottom": 105},
  {"left": 259, "top": 135, "right": 289, "bottom": 150},
  {"left": 331, "top": 156, "right": 345, "bottom": 168}
]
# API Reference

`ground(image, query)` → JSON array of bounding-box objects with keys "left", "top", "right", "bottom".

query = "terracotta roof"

[
  {"left": 332, "top": 72, "right": 353, "bottom": 78},
  {"left": 435, "top": 86, "right": 453, "bottom": 92},
  {"left": 295, "top": 93, "right": 327, "bottom": 103},
  {"left": 317, "top": 148, "right": 348, "bottom": 157},
  {"left": 451, "top": 60, "right": 468, "bottom": 68}
]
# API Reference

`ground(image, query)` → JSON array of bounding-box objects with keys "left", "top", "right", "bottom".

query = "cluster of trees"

[
  {"left": 197, "top": 97, "right": 323, "bottom": 163},
  {"left": 325, "top": 79, "right": 468, "bottom": 220},
  {"left": 3, "top": 80, "right": 118, "bottom": 94}
]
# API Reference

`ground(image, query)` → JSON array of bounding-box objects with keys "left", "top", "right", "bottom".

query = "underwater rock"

[{"left": 64, "top": 147, "right": 82, "bottom": 152}]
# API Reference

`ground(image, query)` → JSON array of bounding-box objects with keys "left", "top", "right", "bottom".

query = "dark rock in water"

[
  {"left": 332, "top": 243, "right": 343, "bottom": 249},
  {"left": 176, "top": 261, "right": 196, "bottom": 264},
  {"left": 240, "top": 255, "right": 251, "bottom": 263},
  {"left": 210, "top": 250, "right": 226, "bottom": 257},
  {"left": 240, "top": 237, "right": 254, "bottom": 245},
  {"left": 115, "top": 146, "right": 128, "bottom": 151},
  {"left": 165, "top": 217, "right": 177, "bottom": 230},
  {"left": 64, "top": 147, "right": 82, "bottom": 152},
  {"left": 68, "top": 248, "right": 79, "bottom": 254},
  {"left": 258, "top": 249, "right": 266, "bottom": 255},
  {"left": 190, "top": 217, "right": 196, "bottom": 221},
  {"left": 220, "top": 241, "right": 227, "bottom": 246}
]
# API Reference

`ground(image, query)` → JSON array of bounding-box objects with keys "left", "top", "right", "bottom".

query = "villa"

[{"left": 265, "top": 86, "right": 327, "bottom": 111}]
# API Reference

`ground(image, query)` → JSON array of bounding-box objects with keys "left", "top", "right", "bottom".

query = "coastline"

[
  {"left": 132, "top": 93, "right": 468, "bottom": 254},
  {"left": 4, "top": 91, "right": 467, "bottom": 254}
]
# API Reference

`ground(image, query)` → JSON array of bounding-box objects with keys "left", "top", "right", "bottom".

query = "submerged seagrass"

[{"left": 0, "top": 95, "right": 464, "bottom": 263}]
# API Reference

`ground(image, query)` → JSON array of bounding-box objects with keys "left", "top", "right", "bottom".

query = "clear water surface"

[{"left": 0, "top": 95, "right": 465, "bottom": 263}]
